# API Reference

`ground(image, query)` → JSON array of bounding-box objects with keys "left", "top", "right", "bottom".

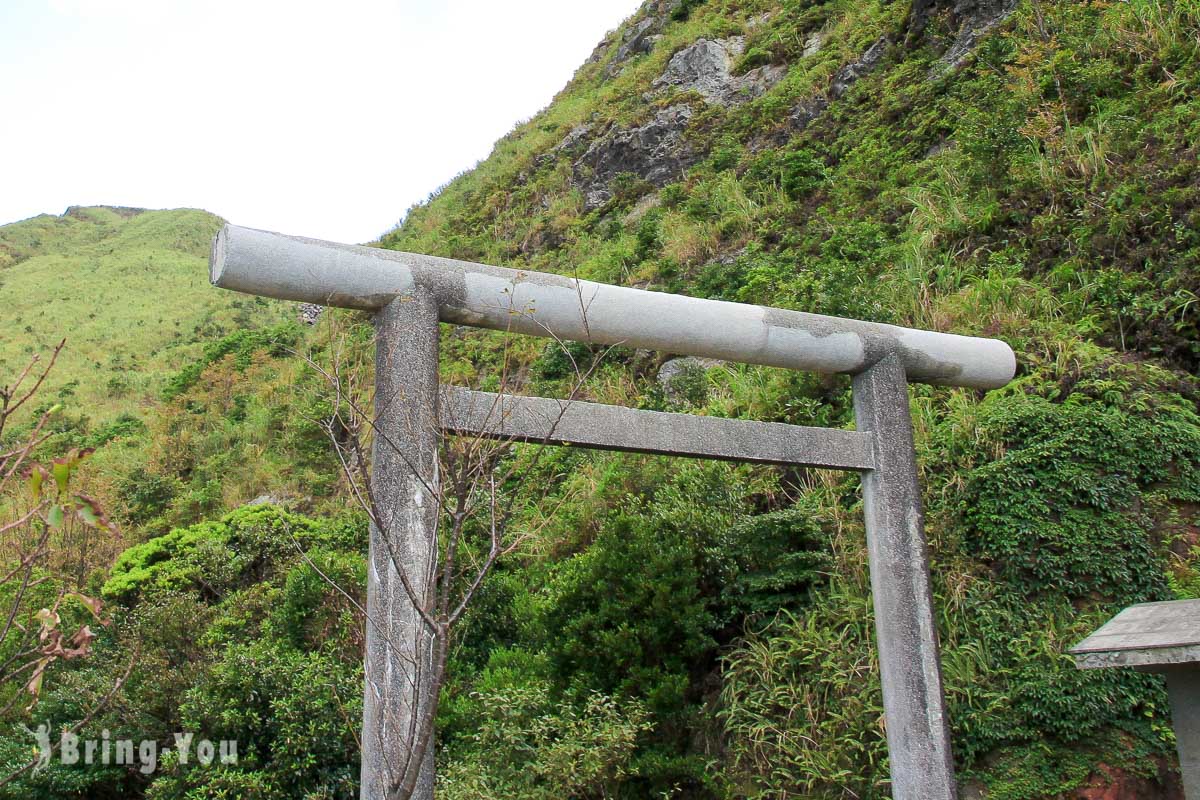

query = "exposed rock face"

[
  {"left": 829, "top": 36, "right": 889, "bottom": 99},
  {"left": 938, "top": 0, "right": 1020, "bottom": 70},
  {"left": 600, "top": 0, "right": 681, "bottom": 76},
  {"left": 786, "top": 96, "right": 828, "bottom": 135},
  {"left": 908, "top": 0, "right": 1020, "bottom": 71},
  {"left": 572, "top": 32, "right": 791, "bottom": 207},
  {"left": 607, "top": 17, "right": 662, "bottom": 75},
  {"left": 573, "top": 104, "right": 697, "bottom": 209},
  {"left": 653, "top": 37, "right": 786, "bottom": 106},
  {"left": 803, "top": 32, "right": 825, "bottom": 58},
  {"left": 556, "top": 123, "right": 593, "bottom": 154}
]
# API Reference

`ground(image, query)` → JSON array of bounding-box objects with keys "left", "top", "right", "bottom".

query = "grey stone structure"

[
  {"left": 210, "top": 224, "right": 1018, "bottom": 800},
  {"left": 1072, "top": 599, "right": 1200, "bottom": 796}
]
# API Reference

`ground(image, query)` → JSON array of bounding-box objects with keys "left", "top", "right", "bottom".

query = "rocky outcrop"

[
  {"left": 597, "top": 0, "right": 682, "bottom": 76},
  {"left": 537, "top": 122, "right": 593, "bottom": 168},
  {"left": 572, "top": 104, "right": 698, "bottom": 209},
  {"left": 803, "top": 32, "right": 825, "bottom": 58},
  {"left": 938, "top": 0, "right": 1020, "bottom": 70},
  {"left": 652, "top": 37, "right": 786, "bottom": 106},
  {"left": 907, "top": 0, "right": 1020, "bottom": 71},
  {"left": 606, "top": 17, "right": 663, "bottom": 75},
  {"left": 570, "top": 32, "right": 791, "bottom": 208},
  {"left": 829, "top": 36, "right": 889, "bottom": 99}
]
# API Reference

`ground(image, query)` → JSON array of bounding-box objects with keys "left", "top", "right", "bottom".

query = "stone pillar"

[
  {"left": 1164, "top": 666, "right": 1200, "bottom": 796},
  {"left": 361, "top": 292, "right": 440, "bottom": 800},
  {"left": 853, "top": 353, "right": 957, "bottom": 800}
]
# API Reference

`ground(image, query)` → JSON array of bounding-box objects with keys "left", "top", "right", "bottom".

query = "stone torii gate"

[{"left": 209, "top": 224, "right": 1016, "bottom": 800}]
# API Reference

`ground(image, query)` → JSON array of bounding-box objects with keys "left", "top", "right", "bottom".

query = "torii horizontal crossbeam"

[
  {"left": 440, "top": 387, "right": 876, "bottom": 471},
  {"left": 210, "top": 224, "right": 1016, "bottom": 389}
]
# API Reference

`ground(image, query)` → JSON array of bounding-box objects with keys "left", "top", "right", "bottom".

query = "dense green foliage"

[
  {"left": 4, "top": 0, "right": 1200, "bottom": 797},
  {"left": 0, "top": 505, "right": 366, "bottom": 799}
]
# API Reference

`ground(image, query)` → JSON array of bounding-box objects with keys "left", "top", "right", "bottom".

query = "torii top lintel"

[{"left": 211, "top": 224, "right": 1016, "bottom": 390}]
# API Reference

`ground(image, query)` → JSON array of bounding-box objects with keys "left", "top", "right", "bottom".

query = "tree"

[
  {"left": 0, "top": 341, "right": 129, "bottom": 787},
  {"left": 302, "top": 312, "right": 614, "bottom": 800}
]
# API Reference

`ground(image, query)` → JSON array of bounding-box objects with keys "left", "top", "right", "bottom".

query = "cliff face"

[{"left": 381, "top": 0, "right": 1200, "bottom": 797}]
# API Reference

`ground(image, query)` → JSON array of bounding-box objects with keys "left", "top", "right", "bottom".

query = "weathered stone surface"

[
  {"left": 441, "top": 386, "right": 876, "bottom": 471},
  {"left": 555, "top": 123, "right": 593, "bottom": 155},
  {"left": 573, "top": 104, "right": 697, "bottom": 209},
  {"left": 575, "top": 31, "right": 792, "bottom": 204},
  {"left": 803, "top": 32, "right": 825, "bottom": 58},
  {"left": 909, "top": 0, "right": 1019, "bottom": 73},
  {"left": 608, "top": 17, "right": 661, "bottom": 75},
  {"left": 213, "top": 224, "right": 1018, "bottom": 390},
  {"left": 654, "top": 37, "right": 742, "bottom": 100},
  {"left": 787, "top": 96, "right": 828, "bottom": 135},
  {"left": 1071, "top": 599, "right": 1200, "bottom": 669},
  {"left": 747, "top": 12, "right": 773, "bottom": 30},
  {"left": 534, "top": 122, "right": 595, "bottom": 172},
  {"left": 361, "top": 293, "right": 441, "bottom": 800},
  {"left": 601, "top": 0, "right": 680, "bottom": 77},
  {"left": 853, "top": 355, "right": 957, "bottom": 800},
  {"left": 652, "top": 36, "right": 786, "bottom": 106},
  {"left": 753, "top": 35, "right": 888, "bottom": 149}
]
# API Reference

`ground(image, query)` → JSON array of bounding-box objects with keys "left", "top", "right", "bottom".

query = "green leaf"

[
  {"left": 51, "top": 462, "right": 70, "bottom": 495},
  {"left": 47, "top": 504, "right": 64, "bottom": 528}
]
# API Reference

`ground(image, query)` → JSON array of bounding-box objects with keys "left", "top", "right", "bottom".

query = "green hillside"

[
  {"left": 0, "top": 206, "right": 289, "bottom": 427},
  {"left": 3, "top": 1, "right": 1200, "bottom": 798}
]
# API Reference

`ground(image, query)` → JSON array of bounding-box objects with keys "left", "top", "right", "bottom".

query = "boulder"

[{"left": 298, "top": 303, "right": 323, "bottom": 325}]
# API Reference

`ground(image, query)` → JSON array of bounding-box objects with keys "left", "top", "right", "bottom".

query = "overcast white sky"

[{"left": 0, "top": 0, "right": 643, "bottom": 242}]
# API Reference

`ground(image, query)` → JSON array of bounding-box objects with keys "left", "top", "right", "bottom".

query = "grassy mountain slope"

[
  {"left": 4, "top": 1, "right": 1200, "bottom": 798},
  {"left": 0, "top": 206, "right": 289, "bottom": 427}
]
